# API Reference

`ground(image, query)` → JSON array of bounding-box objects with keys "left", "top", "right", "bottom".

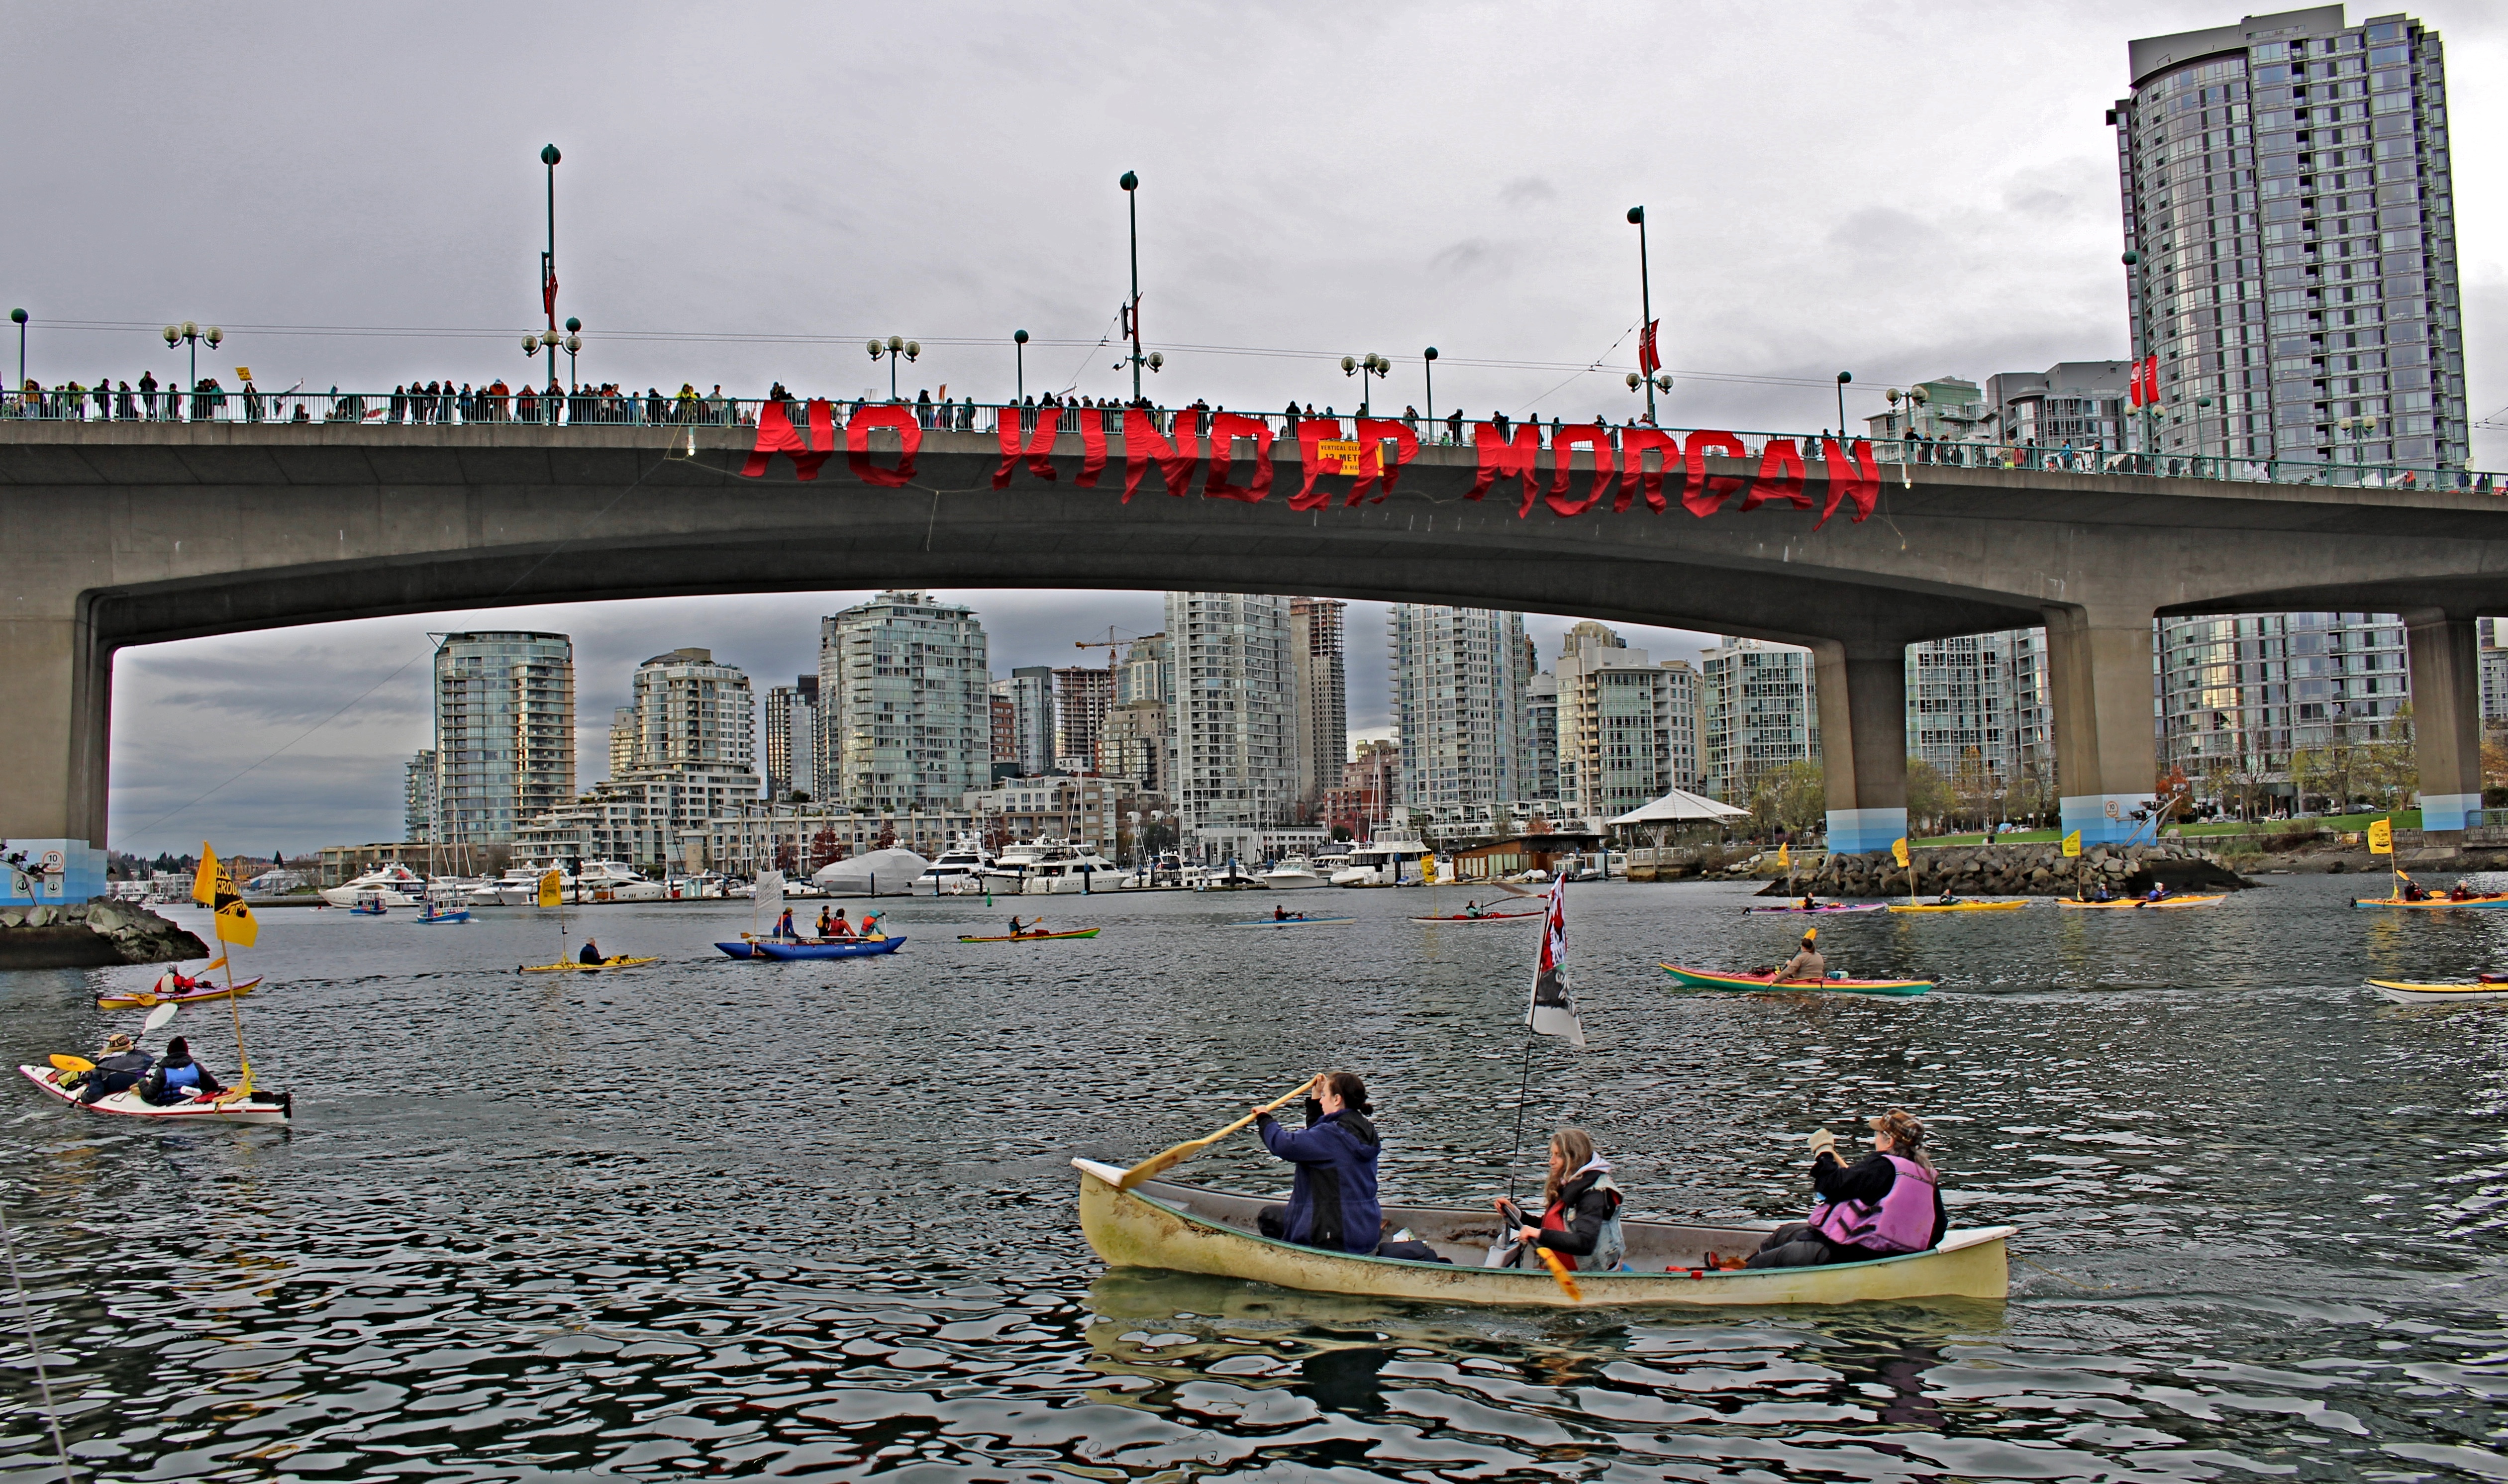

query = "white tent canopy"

[
  {"left": 813, "top": 848, "right": 931, "bottom": 896},
  {"left": 1607, "top": 788, "right": 1750, "bottom": 826}
]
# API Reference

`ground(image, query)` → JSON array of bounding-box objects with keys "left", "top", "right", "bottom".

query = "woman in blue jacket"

[{"left": 1250, "top": 1072, "right": 1381, "bottom": 1254}]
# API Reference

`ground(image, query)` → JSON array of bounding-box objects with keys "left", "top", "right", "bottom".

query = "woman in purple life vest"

[{"left": 1745, "top": 1107, "right": 1947, "bottom": 1269}]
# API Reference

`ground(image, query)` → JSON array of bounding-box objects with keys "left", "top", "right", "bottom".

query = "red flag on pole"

[
  {"left": 1637, "top": 319, "right": 1662, "bottom": 376},
  {"left": 1526, "top": 875, "right": 1584, "bottom": 1047}
]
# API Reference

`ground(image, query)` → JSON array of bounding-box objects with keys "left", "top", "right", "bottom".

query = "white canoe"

[
  {"left": 1074, "top": 1159, "right": 2010, "bottom": 1307},
  {"left": 18, "top": 1065, "right": 292, "bottom": 1125}
]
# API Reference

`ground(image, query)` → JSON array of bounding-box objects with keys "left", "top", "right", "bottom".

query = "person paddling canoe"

[
  {"left": 1746, "top": 1108, "right": 1946, "bottom": 1269},
  {"left": 1774, "top": 930, "right": 1826, "bottom": 984},
  {"left": 1249, "top": 1071, "right": 1381, "bottom": 1255}
]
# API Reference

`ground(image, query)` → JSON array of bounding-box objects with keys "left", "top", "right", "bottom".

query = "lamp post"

[
  {"left": 1013, "top": 329, "right": 1028, "bottom": 404},
  {"left": 1623, "top": 370, "right": 1671, "bottom": 409},
  {"left": 539, "top": 144, "right": 562, "bottom": 396},
  {"left": 563, "top": 316, "right": 582, "bottom": 387},
  {"left": 1836, "top": 371, "right": 1852, "bottom": 440},
  {"left": 160, "top": 321, "right": 223, "bottom": 419},
  {"left": 1119, "top": 170, "right": 1143, "bottom": 403},
  {"left": 1627, "top": 205, "right": 1657, "bottom": 424},
  {"left": 1341, "top": 353, "right": 1389, "bottom": 416},
  {"left": 2120, "top": 249, "right": 2157, "bottom": 467},
  {"left": 9, "top": 308, "right": 23, "bottom": 398},
  {"left": 868, "top": 336, "right": 919, "bottom": 401},
  {"left": 1421, "top": 346, "right": 1437, "bottom": 434}
]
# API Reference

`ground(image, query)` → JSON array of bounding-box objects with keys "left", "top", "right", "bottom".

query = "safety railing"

[{"left": 1, "top": 386, "right": 2495, "bottom": 493}]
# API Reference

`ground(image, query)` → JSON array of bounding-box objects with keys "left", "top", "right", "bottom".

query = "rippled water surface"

[{"left": 1, "top": 874, "right": 2504, "bottom": 1481}]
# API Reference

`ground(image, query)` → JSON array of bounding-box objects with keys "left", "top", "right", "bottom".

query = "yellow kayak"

[
  {"left": 1885, "top": 900, "right": 2030, "bottom": 914},
  {"left": 518, "top": 956, "right": 660, "bottom": 974},
  {"left": 2365, "top": 979, "right": 2508, "bottom": 1004},
  {"left": 2055, "top": 894, "right": 2224, "bottom": 911}
]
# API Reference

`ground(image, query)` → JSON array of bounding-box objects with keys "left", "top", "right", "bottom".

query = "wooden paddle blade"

[
  {"left": 1535, "top": 1243, "right": 1585, "bottom": 1302},
  {"left": 1117, "top": 1078, "right": 1315, "bottom": 1190},
  {"left": 48, "top": 1055, "right": 93, "bottom": 1074}
]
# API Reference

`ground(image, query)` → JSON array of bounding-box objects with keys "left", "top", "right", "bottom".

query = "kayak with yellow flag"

[{"left": 517, "top": 869, "right": 657, "bottom": 973}]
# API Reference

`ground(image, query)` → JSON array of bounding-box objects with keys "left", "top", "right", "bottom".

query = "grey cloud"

[{"left": 1498, "top": 177, "right": 1558, "bottom": 208}]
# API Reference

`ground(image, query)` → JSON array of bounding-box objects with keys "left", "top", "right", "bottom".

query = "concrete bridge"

[{"left": 6, "top": 415, "right": 2506, "bottom": 897}]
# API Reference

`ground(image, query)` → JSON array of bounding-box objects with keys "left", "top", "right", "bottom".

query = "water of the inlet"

[{"left": 0, "top": 874, "right": 2502, "bottom": 1481}]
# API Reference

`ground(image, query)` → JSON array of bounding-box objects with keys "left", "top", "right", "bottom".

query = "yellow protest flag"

[
  {"left": 1776, "top": 843, "right": 1791, "bottom": 870},
  {"left": 192, "top": 844, "right": 221, "bottom": 906},
  {"left": 1890, "top": 837, "right": 1910, "bottom": 868},
  {"left": 215, "top": 894, "right": 259, "bottom": 949},
  {"left": 2367, "top": 818, "right": 2394, "bottom": 855},
  {"left": 537, "top": 870, "right": 564, "bottom": 908},
  {"left": 2061, "top": 830, "right": 2082, "bottom": 858}
]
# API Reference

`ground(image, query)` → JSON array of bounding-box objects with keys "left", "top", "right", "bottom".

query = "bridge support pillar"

[
  {"left": 0, "top": 596, "right": 112, "bottom": 905},
  {"left": 2046, "top": 604, "right": 2158, "bottom": 848},
  {"left": 1813, "top": 641, "right": 1907, "bottom": 854},
  {"left": 2403, "top": 611, "right": 2483, "bottom": 836}
]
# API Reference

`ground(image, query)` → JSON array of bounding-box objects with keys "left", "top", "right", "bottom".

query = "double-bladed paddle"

[{"left": 1117, "top": 1077, "right": 1316, "bottom": 1190}]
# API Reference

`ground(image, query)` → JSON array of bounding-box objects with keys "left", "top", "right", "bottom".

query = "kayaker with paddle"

[
  {"left": 1250, "top": 1071, "right": 1382, "bottom": 1255},
  {"left": 1494, "top": 1128, "right": 1625, "bottom": 1273},
  {"left": 72, "top": 1033, "right": 154, "bottom": 1105},
  {"left": 1773, "top": 929, "right": 1826, "bottom": 984},
  {"left": 1745, "top": 1107, "right": 1946, "bottom": 1269}
]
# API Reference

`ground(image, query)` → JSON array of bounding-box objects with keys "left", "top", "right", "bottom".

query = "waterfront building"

[
  {"left": 1905, "top": 631, "right": 2054, "bottom": 809},
  {"left": 2156, "top": 611, "right": 2408, "bottom": 791},
  {"left": 432, "top": 631, "right": 575, "bottom": 847},
  {"left": 1389, "top": 604, "right": 1531, "bottom": 812},
  {"left": 2114, "top": 9, "right": 2467, "bottom": 470},
  {"left": 1118, "top": 631, "right": 1174, "bottom": 704},
  {"left": 990, "top": 691, "right": 1018, "bottom": 769},
  {"left": 1096, "top": 698, "right": 1169, "bottom": 793},
  {"left": 607, "top": 708, "right": 635, "bottom": 781},
  {"left": 1985, "top": 363, "right": 2132, "bottom": 457},
  {"left": 996, "top": 667, "right": 1053, "bottom": 776},
  {"left": 961, "top": 774, "right": 1120, "bottom": 859},
  {"left": 1863, "top": 378, "right": 1991, "bottom": 444},
  {"left": 1698, "top": 635, "right": 1816, "bottom": 806},
  {"left": 764, "top": 675, "right": 817, "bottom": 800},
  {"left": 1165, "top": 592, "right": 1296, "bottom": 840},
  {"left": 403, "top": 751, "right": 436, "bottom": 843},
  {"left": 621, "top": 648, "right": 755, "bottom": 779},
  {"left": 1557, "top": 622, "right": 1701, "bottom": 823},
  {"left": 1526, "top": 672, "right": 1561, "bottom": 802},
  {"left": 2482, "top": 619, "right": 2508, "bottom": 724},
  {"left": 1321, "top": 739, "right": 1399, "bottom": 838},
  {"left": 1289, "top": 598, "right": 1349, "bottom": 806},
  {"left": 817, "top": 591, "right": 992, "bottom": 812},
  {"left": 1050, "top": 666, "right": 1115, "bottom": 775}
]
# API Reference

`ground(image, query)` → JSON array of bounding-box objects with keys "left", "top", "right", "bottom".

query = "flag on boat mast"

[{"left": 1527, "top": 874, "right": 1584, "bottom": 1047}]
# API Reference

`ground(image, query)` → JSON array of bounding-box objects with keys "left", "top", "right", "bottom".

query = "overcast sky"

[{"left": 18, "top": 1, "right": 2501, "bottom": 856}]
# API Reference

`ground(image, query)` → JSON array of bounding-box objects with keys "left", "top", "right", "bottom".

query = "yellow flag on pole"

[
  {"left": 1890, "top": 837, "right": 1910, "bottom": 868},
  {"left": 2061, "top": 830, "right": 2082, "bottom": 858},
  {"left": 1776, "top": 843, "right": 1791, "bottom": 870},
  {"left": 2367, "top": 818, "right": 2394, "bottom": 855},
  {"left": 537, "top": 870, "right": 564, "bottom": 908},
  {"left": 215, "top": 892, "right": 259, "bottom": 948},
  {"left": 192, "top": 844, "right": 220, "bottom": 906}
]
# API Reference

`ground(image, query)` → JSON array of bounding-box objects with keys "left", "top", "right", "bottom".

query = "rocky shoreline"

[
  {"left": 1753, "top": 842, "right": 2253, "bottom": 899},
  {"left": 0, "top": 902, "right": 208, "bottom": 970}
]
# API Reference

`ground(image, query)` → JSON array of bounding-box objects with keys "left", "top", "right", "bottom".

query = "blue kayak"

[
  {"left": 749, "top": 936, "right": 907, "bottom": 960},
  {"left": 417, "top": 909, "right": 471, "bottom": 924}
]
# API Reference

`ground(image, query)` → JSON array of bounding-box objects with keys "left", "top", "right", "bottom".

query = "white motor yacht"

[
  {"left": 467, "top": 862, "right": 574, "bottom": 907},
  {"left": 1258, "top": 855, "right": 1330, "bottom": 890},
  {"left": 1023, "top": 844, "right": 1117, "bottom": 894},
  {"left": 1331, "top": 838, "right": 1436, "bottom": 888},
  {"left": 321, "top": 863, "right": 429, "bottom": 908},
  {"left": 575, "top": 861, "right": 667, "bottom": 903},
  {"left": 913, "top": 836, "right": 997, "bottom": 895}
]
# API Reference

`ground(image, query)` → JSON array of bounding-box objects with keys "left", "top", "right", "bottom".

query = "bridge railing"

[{"left": 1, "top": 387, "right": 2494, "bottom": 493}]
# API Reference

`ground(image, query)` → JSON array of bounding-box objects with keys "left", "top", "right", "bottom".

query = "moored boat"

[
  {"left": 319, "top": 863, "right": 429, "bottom": 908},
  {"left": 1661, "top": 963, "right": 1932, "bottom": 996},
  {"left": 95, "top": 976, "right": 264, "bottom": 1010},
  {"left": 751, "top": 936, "right": 906, "bottom": 960},
  {"left": 19, "top": 1064, "right": 292, "bottom": 1124},
  {"left": 1258, "top": 856, "right": 1330, "bottom": 891},
  {"left": 1073, "top": 1159, "right": 2009, "bottom": 1306},
  {"left": 2056, "top": 894, "right": 2225, "bottom": 910},
  {"left": 2364, "top": 978, "right": 2508, "bottom": 1004}
]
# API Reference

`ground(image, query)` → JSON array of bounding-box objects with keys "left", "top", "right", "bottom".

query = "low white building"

[{"left": 961, "top": 774, "right": 1121, "bottom": 858}]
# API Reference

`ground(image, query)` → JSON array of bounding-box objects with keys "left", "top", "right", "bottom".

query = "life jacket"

[
  {"left": 1806, "top": 1154, "right": 1938, "bottom": 1256},
  {"left": 1538, "top": 1173, "right": 1627, "bottom": 1273},
  {"left": 161, "top": 1062, "right": 202, "bottom": 1092}
]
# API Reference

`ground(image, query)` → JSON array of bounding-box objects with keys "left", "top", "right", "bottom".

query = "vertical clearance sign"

[{"left": 740, "top": 409, "right": 1883, "bottom": 529}]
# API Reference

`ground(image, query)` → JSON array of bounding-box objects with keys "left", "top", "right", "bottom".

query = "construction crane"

[{"left": 1073, "top": 626, "right": 1139, "bottom": 676}]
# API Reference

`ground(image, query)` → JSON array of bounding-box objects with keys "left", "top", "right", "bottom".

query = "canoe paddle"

[
  {"left": 1117, "top": 1077, "right": 1316, "bottom": 1191},
  {"left": 47, "top": 1055, "right": 92, "bottom": 1074}
]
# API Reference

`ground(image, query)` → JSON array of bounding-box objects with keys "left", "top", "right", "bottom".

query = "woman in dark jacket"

[
  {"left": 1250, "top": 1072, "right": 1381, "bottom": 1255},
  {"left": 1747, "top": 1107, "right": 1946, "bottom": 1269},
  {"left": 1499, "top": 1127, "right": 1625, "bottom": 1272}
]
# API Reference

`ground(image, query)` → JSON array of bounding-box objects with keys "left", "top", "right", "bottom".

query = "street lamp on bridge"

[
  {"left": 1341, "top": 353, "right": 1389, "bottom": 416},
  {"left": 539, "top": 144, "right": 563, "bottom": 397},
  {"left": 160, "top": 321, "right": 222, "bottom": 418},
  {"left": 10, "top": 308, "right": 24, "bottom": 396},
  {"left": 1627, "top": 205, "right": 1659, "bottom": 424},
  {"left": 1836, "top": 371, "right": 1852, "bottom": 440},
  {"left": 1421, "top": 347, "right": 1437, "bottom": 435},
  {"left": 869, "top": 336, "right": 919, "bottom": 401},
  {"left": 562, "top": 317, "right": 582, "bottom": 387},
  {"left": 1120, "top": 171, "right": 1147, "bottom": 403},
  {"left": 1012, "top": 329, "right": 1028, "bottom": 404}
]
